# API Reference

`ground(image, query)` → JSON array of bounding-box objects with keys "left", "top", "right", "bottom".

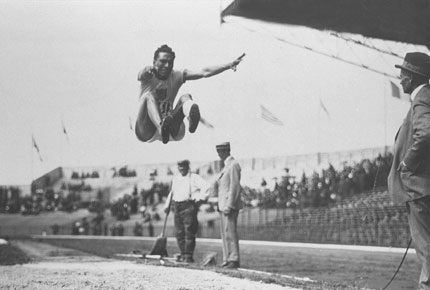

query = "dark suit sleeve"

[{"left": 403, "top": 97, "right": 430, "bottom": 172}]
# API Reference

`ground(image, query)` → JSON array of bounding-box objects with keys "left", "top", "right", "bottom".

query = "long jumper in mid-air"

[{"left": 134, "top": 44, "right": 245, "bottom": 144}]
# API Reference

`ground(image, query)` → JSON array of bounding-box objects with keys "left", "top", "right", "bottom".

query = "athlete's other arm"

[
  {"left": 137, "top": 66, "right": 156, "bottom": 82},
  {"left": 184, "top": 53, "right": 245, "bottom": 81}
]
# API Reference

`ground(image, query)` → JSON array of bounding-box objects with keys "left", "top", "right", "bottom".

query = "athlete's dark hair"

[{"left": 154, "top": 44, "right": 175, "bottom": 60}]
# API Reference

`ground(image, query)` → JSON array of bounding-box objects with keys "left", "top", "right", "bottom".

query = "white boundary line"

[
  {"left": 32, "top": 235, "right": 415, "bottom": 254},
  {"left": 237, "top": 267, "right": 316, "bottom": 283}
]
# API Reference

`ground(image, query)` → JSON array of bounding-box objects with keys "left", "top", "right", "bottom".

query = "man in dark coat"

[{"left": 388, "top": 52, "right": 430, "bottom": 290}]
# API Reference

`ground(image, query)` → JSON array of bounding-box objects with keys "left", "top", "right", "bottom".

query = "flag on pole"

[
  {"left": 199, "top": 117, "right": 214, "bottom": 129},
  {"left": 32, "top": 134, "right": 43, "bottom": 162},
  {"left": 61, "top": 120, "right": 69, "bottom": 142},
  {"left": 129, "top": 117, "right": 134, "bottom": 131},
  {"left": 389, "top": 80, "right": 410, "bottom": 102},
  {"left": 390, "top": 80, "right": 401, "bottom": 99},
  {"left": 319, "top": 98, "right": 330, "bottom": 119},
  {"left": 260, "top": 104, "right": 284, "bottom": 126}
]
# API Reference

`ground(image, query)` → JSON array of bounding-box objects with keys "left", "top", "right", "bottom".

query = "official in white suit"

[{"left": 213, "top": 142, "right": 243, "bottom": 269}]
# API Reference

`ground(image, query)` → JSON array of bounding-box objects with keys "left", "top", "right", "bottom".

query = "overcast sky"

[{"left": 0, "top": 0, "right": 426, "bottom": 185}]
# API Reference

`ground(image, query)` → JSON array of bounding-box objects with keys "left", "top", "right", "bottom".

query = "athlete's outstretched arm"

[
  {"left": 138, "top": 66, "right": 156, "bottom": 82},
  {"left": 184, "top": 53, "right": 245, "bottom": 81}
]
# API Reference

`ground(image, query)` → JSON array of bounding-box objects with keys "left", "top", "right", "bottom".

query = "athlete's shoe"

[
  {"left": 160, "top": 115, "right": 172, "bottom": 144},
  {"left": 188, "top": 104, "right": 200, "bottom": 133},
  {"left": 183, "top": 256, "right": 195, "bottom": 263},
  {"left": 223, "top": 261, "right": 240, "bottom": 269}
]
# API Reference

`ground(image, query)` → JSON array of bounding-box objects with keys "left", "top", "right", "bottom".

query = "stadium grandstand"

[{"left": 0, "top": 145, "right": 410, "bottom": 249}]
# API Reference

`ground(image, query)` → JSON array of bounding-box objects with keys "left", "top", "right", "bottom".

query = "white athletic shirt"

[{"left": 138, "top": 69, "right": 185, "bottom": 115}]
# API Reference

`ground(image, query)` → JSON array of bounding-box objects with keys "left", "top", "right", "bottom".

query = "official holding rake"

[{"left": 164, "top": 160, "right": 209, "bottom": 263}]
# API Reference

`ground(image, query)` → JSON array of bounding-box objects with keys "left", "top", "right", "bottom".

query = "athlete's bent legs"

[
  {"left": 170, "top": 94, "right": 200, "bottom": 139},
  {"left": 135, "top": 93, "right": 163, "bottom": 142},
  {"left": 170, "top": 94, "right": 189, "bottom": 140},
  {"left": 135, "top": 93, "right": 199, "bottom": 143}
]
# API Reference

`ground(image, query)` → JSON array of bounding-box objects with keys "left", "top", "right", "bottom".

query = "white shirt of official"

[
  {"left": 170, "top": 172, "right": 209, "bottom": 203},
  {"left": 410, "top": 83, "right": 426, "bottom": 102},
  {"left": 224, "top": 155, "right": 233, "bottom": 166}
]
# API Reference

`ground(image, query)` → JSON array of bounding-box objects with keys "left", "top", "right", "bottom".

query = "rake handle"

[{"left": 161, "top": 209, "right": 169, "bottom": 237}]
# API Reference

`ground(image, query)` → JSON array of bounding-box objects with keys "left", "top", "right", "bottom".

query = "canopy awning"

[{"left": 222, "top": 0, "right": 430, "bottom": 49}]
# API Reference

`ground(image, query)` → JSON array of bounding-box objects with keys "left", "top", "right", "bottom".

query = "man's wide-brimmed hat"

[{"left": 395, "top": 52, "right": 430, "bottom": 78}]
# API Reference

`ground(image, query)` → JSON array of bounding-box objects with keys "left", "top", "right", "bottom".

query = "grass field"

[
  {"left": 1, "top": 209, "right": 422, "bottom": 289},
  {"left": 32, "top": 235, "right": 421, "bottom": 290},
  {"left": 0, "top": 210, "right": 92, "bottom": 237},
  {"left": 1, "top": 209, "right": 422, "bottom": 290}
]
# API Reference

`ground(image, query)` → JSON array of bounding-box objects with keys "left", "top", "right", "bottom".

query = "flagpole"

[
  {"left": 383, "top": 78, "right": 387, "bottom": 154},
  {"left": 61, "top": 118, "right": 71, "bottom": 169},
  {"left": 317, "top": 93, "right": 321, "bottom": 165},
  {"left": 60, "top": 118, "right": 64, "bottom": 168},
  {"left": 31, "top": 134, "right": 34, "bottom": 193}
]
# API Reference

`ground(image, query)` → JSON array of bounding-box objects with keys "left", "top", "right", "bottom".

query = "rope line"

[
  {"left": 223, "top": 18, "right": 398, "bottom": 79},
  {"left": 381, "top": 238, "right": 412, "bottom": 290}
]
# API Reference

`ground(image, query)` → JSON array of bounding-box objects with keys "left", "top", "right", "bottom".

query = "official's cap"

[
  {"left": 177, "top": 159, "right": 190, "bottom": 167},
  {"left": 216, "top": 142, "right": 230, "bottom": 151}
]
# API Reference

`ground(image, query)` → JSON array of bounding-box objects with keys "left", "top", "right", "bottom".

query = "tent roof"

[{"left": 222, "top": 0, "right": 430, "bottom": 49}]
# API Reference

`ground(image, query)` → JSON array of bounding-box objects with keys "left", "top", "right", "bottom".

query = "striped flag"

[
  {"left": 32, "top": 134, "right": 43, "bottom": 162},
  {"left": 129, "top": 117, "right": 134, "bottom": 131},
  {"left": 319, "top": 98, "right": 330, "bottom": 119},
  {"left": 260, "top": 105, "right": 284, "bottom": 126},
  {"left": 389, "top": 80, "right": 410, "bottom": 102},
  {"left": 390, "top": 80, "right": 401, "bottom": 99},
  {"left": 61, "top": 120, "right": 69, "bottom": 142},
  {"left": 199, "top": 117, "right": 214, "bottom": 129}
]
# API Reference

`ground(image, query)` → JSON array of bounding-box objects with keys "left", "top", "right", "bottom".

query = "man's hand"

[
  {"left": 231, "top": 53, "right": 246, "bottom": 72},
  {"left": 223, "top": 207, "right": 231, "bottom": 216},
  {"left": 143, "top": 66, "right": 155, "bottom": 77},
  {"left": 208, "top": 197, "right": 218, "bottom": 204},
  {"left": 164, "top": 207, "right": 170, "bottom": 214},
  {"left": 400, "top": 161, "right": 410, "bottom": 172}
]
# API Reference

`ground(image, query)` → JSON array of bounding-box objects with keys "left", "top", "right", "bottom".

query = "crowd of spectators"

[
  {"left": 109, "top": 181, "right": 169, "bottom": 220},
  {"left": 69, "top": 214, "right": 108, "bottom": 236},
  {"left": 30, "top": 151, "right": 408, "bottom": 249},
  {"left": 0, "top": 184, "right": 105, "bottom": 215},
  {"left": 241, "top": 153, "right": 393, "bottom": 210},
  {"left": 261, "top": 190, "right": 409, "bottom": 247},
  {"left": 112, "top": 166, "right": 137, "bottom": 178},
  {"left": 110, "top": 185, "right": 140, "bottom": 221},
  {"left": 0, "top": 186, "right": 85, "bottom": 214},
  {"left": 108, "top": 183, "right": 164, "bottom": 237},
  {"left": 0, "top": 186, "right": 21, "bottom": 213},
  {"left": 2, "top": 151, "right": 405, "bottom": 248},
  {"left": 60, "top": 181, "right": 92, "bottom": 192},
  {"left": 71, "top": 170, "right": 100, "bottom": 179}
]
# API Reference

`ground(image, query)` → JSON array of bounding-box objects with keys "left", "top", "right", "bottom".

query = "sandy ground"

[{"left": 0, "top": 241, "right": 300, "bottom": 290}]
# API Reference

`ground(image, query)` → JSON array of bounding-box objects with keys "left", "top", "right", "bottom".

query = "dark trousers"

[{"left": 173, "top": 201, "right": 198, "bottom": 259}]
